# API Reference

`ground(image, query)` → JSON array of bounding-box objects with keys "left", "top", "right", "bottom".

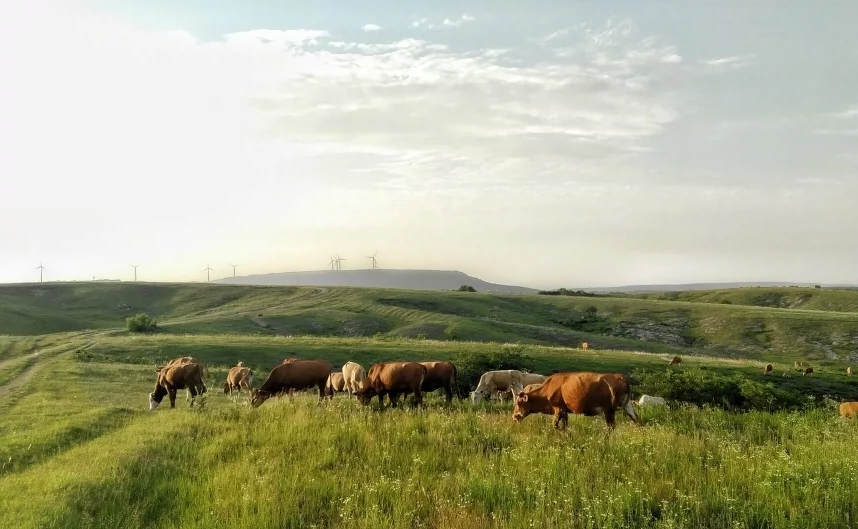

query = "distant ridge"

[
  {"left": 214, "top": 268, "right": 539, "bottom": 294},
  {"left": 582, "top": 282, "right": 856, "bottom": 294}
]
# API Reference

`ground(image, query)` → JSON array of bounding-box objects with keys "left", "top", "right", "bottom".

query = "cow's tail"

[{"left": 451, "top": 363, "right": 460, "bottom": 399}]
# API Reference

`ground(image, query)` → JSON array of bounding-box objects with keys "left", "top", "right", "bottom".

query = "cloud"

[
  {"left": 411, "top": 14, "right": 474, "bottom": 30},
  {"left": 362, "top": 24, "right": 381, "bottom": 32},
  {"left": 698, "top": 54, "right": 756, "bottom": 73},
  {"left": 834, "top": 105, "right": 858, "bottom": 118},
  {"left": 442, "top": 14, "right": 475, "bottom": 28}
]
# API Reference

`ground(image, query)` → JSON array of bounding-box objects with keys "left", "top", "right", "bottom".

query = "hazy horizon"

[{"left": 2, "top": 1, "right": 857, "bottom": 287}]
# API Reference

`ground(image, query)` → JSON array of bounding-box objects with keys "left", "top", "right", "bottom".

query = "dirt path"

[
  {"left": 0, "top": 350, "right": 42, "bottom": 372},
  {"left": 0, "top": 340, "right": 96, "bottom": 400}
]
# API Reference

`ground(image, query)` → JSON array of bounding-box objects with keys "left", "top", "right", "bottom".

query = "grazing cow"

[
  {"left": 522, "top": 373, "right": 548, "bottom": 387},
  {"left": 250, "top": 359, "right": 332, "bottom": 408},
  {"left": 404, "top": 361, "right": 458, "bottom": 403},
  {"left": 803, "top": 367, "right": 814, "bottom": 376},
  {"left": 782, "top": 371, "right": 791, "bottom": 378},
  {"left": 794, "top": 361, "right": 803, "bottom": 368},
  {"left": 471, "top": 370, "right": 526, "bottom": 404},
  {"left": 581, "top": 342, "right": 589, "bottom": 351},
  {"left": 355, "top": 361, "right": 427, "bottom": 408},
  {"left": 839, "top": 401, "right": 858, "bottom": 418},
  {"left": 325, "top": 372, "right": 346, "bottom": 398},
  {"left": 669, "top": 356, "right": 682, "bottom": 366},
  {"left": 521, "top": 383, "right": 543, "bottom": 393},
  {"left": 342, "top": 361, "right": 367, "bottom": 397},
  {"left": 512, "top": 371, "right": 642, "bottom": 430},
  {"left": 847, "top": 367, "right": 853, "bottom": 377},
  {"left": 222, "top": 363, "right": 253, "bottom": 395},
  {"left": 636, "top": 394, "right": 667, "bottom": 407},
  {"left": 763, "top": 363, "right": 773, "bottom": 376},
  {"left": 149, "top": 363, "right": 207, "bottom": 410},
  {"left": 156, "top": 356, "right": 209, "bottom": 400}
]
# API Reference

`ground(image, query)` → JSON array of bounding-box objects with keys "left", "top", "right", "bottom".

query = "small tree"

[
  {"left": 458, "top": 285, "right": 477, "bottom": 292},
  {"left": 126, "top": 313, "right": 157, "bottom": 333}
]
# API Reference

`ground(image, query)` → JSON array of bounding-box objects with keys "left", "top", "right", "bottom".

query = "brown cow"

[
  {"left": 250, "top": 359, "right": 332, "bottom": 408},
  {"left": 669, "top": 356, "right": 682, "bottom": 366},
  {"left": 355, "top": 361, "right": 427, "bottom": 408},
  {"left": 803, "top": 367, "right": 814, "bottom": 376},
  {"left": 222, "top": 363, "right": 253, "bottom": 395},
  {"left": 839, "top": 401, "right": 858, "bottom": 418},
  {"left": 402, "top": 361, "right": 458, "bottom": 403},
  {"left": 512, "top": 371, "right": 642, "bottom": 430},
  {"left": 156, "top": 356, "right": 209, "bottom": 400},
  {"left": 763, "top": 363, "right": 773, "bottom": 376},
  {"left": 149, "top": 363, "right": 207, "bottom": 410},
  {"left": 325, "top": 372, "right": 346, "bottom": 398},
  {"left": 847, "top": 367, "right": 853, "bottom": 377},
  {"left": 581, "top": 342, "right": 589, "bottom": 351}
]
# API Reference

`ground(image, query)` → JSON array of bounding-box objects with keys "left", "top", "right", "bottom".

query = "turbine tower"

[
  {"left": 36, "top": 262, "right": 45, "bottom": 283},
  {"left": 202, "top": 264, "right": 214, "bottom": 282},
  {"left": 131, "top": 264, "right": 139, "bottom": 281},
  {"left": 328, "top": 256, "right": 336, "bottom": 271},
  {"left": 336, "top": 254, "right": 346, "bottom": 271},
  {"left": 366, "top": 252, "right": 379, "bottom": 270},
  {"left": 229, "top": 263, "right": 238, "bottom": 277}
]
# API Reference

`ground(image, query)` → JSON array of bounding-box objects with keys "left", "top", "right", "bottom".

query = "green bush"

[
  {"left": 125, "top": 313, "right": 157, "bottom": 333},
  {"left": 457, "top": 285, "right": 477, "bottom": 292}
]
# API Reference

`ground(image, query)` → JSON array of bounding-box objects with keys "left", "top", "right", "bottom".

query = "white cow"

[
  {"left": 471, "top": 370, "right": 525, "bottom": 404},
  {"left": 521, "top": 373, "right": 547, "bottom": 387},
  {"left": 342, "top": 361, "right": 367, "bottom": 398},
  {"left": 636, "top": 394, "right": 667, "bottom": 407}
]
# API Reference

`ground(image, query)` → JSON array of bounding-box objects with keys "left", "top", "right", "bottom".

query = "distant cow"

[
  {"left": 803, "top": 367, "right": 814, "bottom": 376},
  {"left": 222, "top": 363, "right": 253, "bottom": 395},
  {"left": 149, "top": 363, "right": 207, "bottom": 410},
  {"left": 794, "top": 361, "right": 803, "bottom": 368},
  {"left": 839, "top": 401, "right": 858, "bottom": 418},
  {"left": 669, "top": 356, "right": 682, "bottom": 366},
  {"left": 471, "top": 370, "right": 526, "bottom": 404},
  {"left": 581, "top": 342, "right": 589, "bottom": 351},
  {"left": 325, "top": 372, "right": 346, "bottom": 398},
  {"left": 636, "top": 394, "right": 667, "bottom": 407},
  {"left": 763, "top": 363, "right": 773, "bottom": 376},
  {"left": 156, "top": 356, "right": 209, "bottom": 400},
  {"left": 342, "top": 361, "right": 367, "bottom": 397},
  {"left": 512, "top": 372, "right": 642, "bottom": 430},
  {"left": 355, "top": 361, "right": 427, "bottom": 408},
  {"left": 250, "top": 359, "right": 332, "bottom": 408},
  {"left": 847, "top": 367, "right": 853, "bottom": 377}
]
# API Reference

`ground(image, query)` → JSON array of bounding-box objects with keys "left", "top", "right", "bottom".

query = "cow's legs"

[
  {"left": 168, "top": 389, "right": 178, "bottom": 409},
  {"left": 444, "top": 384, "right": 453, "bottom": 403},
  {"left": 552, "top": 408, "right": 568, "bottom": 429},
  {"left": 318, "top": 381, "right": 326, "bottom": 402},
  {"left": 603, "top": 408, "right": 617, "bottom": 429},
  {"left": 189, "top": 386, "right": 198, "bottom": 408}
]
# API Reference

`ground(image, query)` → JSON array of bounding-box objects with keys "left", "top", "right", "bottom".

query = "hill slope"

[
  {"left": 2, "top": 282, "right": 858, "bottom": 365},
  {"left": 214, "top": 269, "right": 538, "bottom": 294}
]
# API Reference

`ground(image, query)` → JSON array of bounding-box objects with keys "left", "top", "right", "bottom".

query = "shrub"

[
  {"left": 453, "top": 348, "right": 535, "bottom": 397},
  {"left": 125, "top": 313, "right": 157, "bottom": 333},
  {"left": 457, "top": 285, "right": 477, "bottom": 292}
]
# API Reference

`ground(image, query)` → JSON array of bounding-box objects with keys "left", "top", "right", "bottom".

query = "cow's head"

[
  {"left": 149, "top": 384, "right": 167, "bottom": 411},
  {"left": 511, "top": 391, "right": 534, "bottom": 422},
  {"left": 249, "top": 389, "right": 271, "bottom": 408},
  {"left": 470, "top": 389, "right": 490, "bottom": 404},
  {"left": 354, "top": 387, "right": 376, "bottom": 405}
]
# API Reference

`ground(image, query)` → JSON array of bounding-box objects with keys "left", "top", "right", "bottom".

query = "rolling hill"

[{"left": 213, "top": 269, "right": 539, "bottom": 294}]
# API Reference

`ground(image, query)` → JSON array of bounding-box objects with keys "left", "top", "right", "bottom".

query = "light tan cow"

[
  {"left": 581, "top": 342, "right": 589, "bottom": 351},
  {"left": 847, "top": 367, "right": 853, "bottom": 377},
  {"left": 325, "top": 372, "right": 346, "bottom": 398},
  {"left": 342, "top": 361, "right": 368, "bottom": 397},
  {"left": 839, "top": 401, "right": 858, "bottom": 418},
  {"left": 222, "top": 363, "right": 253, "bottom": 396},
  {"left": 471, "top": 370, "right": 526, "bottom": 404},
  {"left": 522, "top": 373, "right": 548, "bottom": 387}
]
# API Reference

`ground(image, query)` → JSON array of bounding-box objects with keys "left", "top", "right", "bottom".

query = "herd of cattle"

[{"left": 148, "top": 355, "right": 858, "bottom": 428}]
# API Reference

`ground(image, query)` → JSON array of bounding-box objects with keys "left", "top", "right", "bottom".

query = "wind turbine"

[
  {"left": 366, "top": 252, "right": 379, "bottom": 270},
  {"left": 328, "top": 256, "right": 336, "bottom": 271},
  {"left": 202, "top": 264, "right": 214, "bottom": 282},
  {"left": 229, "top": 263, "right": 238, "bottom": 277},
  {"left": 336, "top": 254, "right": 346, "bottom": 271},
  {"left": 36, "top": 262, "right": 45, "bottom": 283},
  {"left": 131, "top": 264, "right": 139, "bottom": 281}
]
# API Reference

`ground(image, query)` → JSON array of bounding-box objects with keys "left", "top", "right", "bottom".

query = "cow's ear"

[{"left": 518, "top": 393, "right": 528, "bottom": 402}]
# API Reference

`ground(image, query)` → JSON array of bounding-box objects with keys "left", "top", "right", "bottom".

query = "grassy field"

[{"left": 2, "top": 283, "right": 858, "bottom": 527}]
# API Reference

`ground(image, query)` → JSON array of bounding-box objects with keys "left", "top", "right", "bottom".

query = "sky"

[{"left": 0, "top": 0, "right": 857, "bottom": 289}]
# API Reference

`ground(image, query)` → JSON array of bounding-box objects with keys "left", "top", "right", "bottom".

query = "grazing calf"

[
  {"left": 763, "top": 363, "right": 773, "bottom": 376},
  {"left": 471, "top": 370, "right": 526, "bottom": 404},
  {"left": 250, "top": 359, "right": 332, "bottom": 408},
  {"left": 636, "top": 394, "right": 667, "bottom": 407},
  {"left": 803, "top": 367, "right": 814, "bottom": 376},
  {"left": 325, "top": 372, "right": 346, "bottom": 398},
  {"left": 581, "top": 342, "right": 589, "bottom": 351},
  {"left": 839, "top": 402, "right": 858, "bottom": 418},
  {"left": 355, "top": 361, "right": 427, "bottom": 408},
  {"left": 150, "top": 363, "right": 207, "bottom": 410},
  {"left": 342, "top": 361, "right": 367, "bottom": 397},
  {"left": 222, "top": 363, "right": 253, "bottom": 396},
  {"left": 794, "top": 361, "right": 803, "bottom": 368},
  {"left": 512, "top": 372, "right": 642, "bottom": 430},
  {"left": 847, "top": 367, "right": 853, "bottom": 377},
  {"left": 156, "top": 356, "right": 209, "bottom": 400},
  {"left": 669, "top": 356, "right": 682, "bottom": 366}
]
